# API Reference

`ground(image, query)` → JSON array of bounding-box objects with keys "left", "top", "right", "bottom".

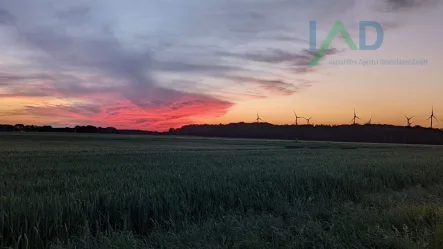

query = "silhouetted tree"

[{"left": 13, "top": 124, "right": 24, "bottom": 131}]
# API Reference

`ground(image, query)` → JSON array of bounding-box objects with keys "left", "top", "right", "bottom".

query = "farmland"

[{"left": 1, "top": 133, "right": 443, "bottom": 249}]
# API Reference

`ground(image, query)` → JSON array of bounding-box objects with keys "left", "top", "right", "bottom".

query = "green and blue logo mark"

[{"left": 309, "top": 20, "right": 384, "bottom": 66}]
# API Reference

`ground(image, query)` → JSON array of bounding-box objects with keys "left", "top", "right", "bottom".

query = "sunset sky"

[{"left": 0, "top": 0, "right": 442, "bottom": 131}]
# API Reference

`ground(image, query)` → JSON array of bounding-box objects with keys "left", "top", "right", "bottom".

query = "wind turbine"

[
  {"left": 254, "top": 110, "right": 264, "bottom": 123},
  {"left": 293, "top": 110, "right": 304, "bottom": 125},
  {"left": 305, "top": 116, "right": 312, "bottom": 125},
  {"left": 365, "top": 116, "right": 372, "bottom": 125},
  {"left": 427, "top": 106, "right": 439, "bottom": 128},
  {"left": 405, "top": 116, "right": 414, "bottom": 127},
  {"left": 350, "top": 109, "right": 361, "bottom": 125}
]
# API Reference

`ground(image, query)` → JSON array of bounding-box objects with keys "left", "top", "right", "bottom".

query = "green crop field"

[{"left": 1, "top": 133, "right": 443, "bottom": 249}]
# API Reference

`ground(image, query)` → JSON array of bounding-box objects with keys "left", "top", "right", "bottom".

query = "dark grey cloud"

[
  {"left": 0, "top": 72, "right": 48, "bottom": 83},
  {"left": 55, "top": 6, "right": 92, "bottom": 24},
  {"left": 219, "top": 48, "right": 339, "bottom": 73},
  {"left": 260, "top": 79, "right": 312, "bottom": 95},
  {"left": 134, "top": 118, "right": 153, "bottom": 124},
  {"left": 20, "top": 103, "right": 101, "bottom": 117},
  {"left": 253, "top": 80, "right": 303, "bottom": 96},
  {"left": 56, "top": 104, "right": 102, "bottom": 115},
  {"left": 220, "top": 48, "right": 339, "bottom": 64},
  {"left": 0, "top": 72, "right": 118, "bottom": 98},
  {"left": 220, "top": 49, "right": 296, "bottom": 64},
  {"left": 170, "top": 100, "right": 204, "bottom": 110},
  {"left": 152, "top": 61, "right": 237, "bottom": 74},
  {"left": 377, "top": 0, "right": 440, "bottom": 11},
  {"left": 228, "top": 76, "right": 312, "bottom": 96},
  {"left": 0, "top": 8, "right": 14, "bottom": 25},
  {"left": 19, "top": 26, "right": 153, "bottom": 90}
]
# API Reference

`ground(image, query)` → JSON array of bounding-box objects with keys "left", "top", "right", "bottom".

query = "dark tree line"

[
  {"left": 0, "top": 124, "right": 117, "bottom": 133},
  {"left": 3, "top": 122, "right": 443, "bottom": 145},
  {"left": 0, "top": 124, "right": 160, "bottom": 135},
  {"left": 74, "top": 125, "right": 118, "bottom": 133},
  {"left": 169, "top": 122, "right": 443, "bottom": 145},
  {"left": 0, "top": 124, "right": 54, "bottom": 132}
]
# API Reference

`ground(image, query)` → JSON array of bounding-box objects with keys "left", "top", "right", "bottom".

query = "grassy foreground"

[{"left": 1, "top": 133, "right": 443, "bottom": 249}]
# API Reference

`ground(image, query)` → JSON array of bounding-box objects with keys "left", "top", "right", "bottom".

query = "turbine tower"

[
  {"left": 405, "top": 116, "right": 414, "bottom": 127},
  {"left": 427, "top": 106, "right": 439, "bottom": 128},
  {"left": 293, "top": 110, "right": 304, "bottom": 125},
  {"left": 305, "top": 116, "right": 312, "bottom": 125},
  {"left": 255, "top": 110, "right": 264, "bottom": 123},
  {"left": 350, "top": 109, "right": 361, "bottom": 125}
]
